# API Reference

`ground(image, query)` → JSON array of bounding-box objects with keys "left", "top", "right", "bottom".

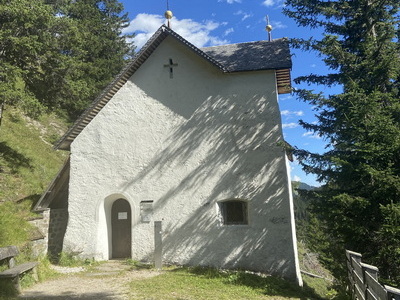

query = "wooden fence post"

[
  {"left": 362, "top": 263, "right": 386, "bottom": 300},
  {"left": 346, "top": 250, "right": 364, "bottom": 300},
  {"left": 346, "top": 250, "right": 399, "bottom": 300},
  {"left": 386, "top": 286, "right": 400, "bottom": 300}
]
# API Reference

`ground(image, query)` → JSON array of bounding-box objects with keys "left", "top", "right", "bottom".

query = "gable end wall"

[{"left": 63, "top": 36, "right": 301, "bottom": 284}]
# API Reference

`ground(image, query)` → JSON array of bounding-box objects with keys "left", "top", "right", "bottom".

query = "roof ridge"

[
  {"left": 159, "top": 25, "right": 227, "bottom": 71},
  {"left": 201, "top": 37, "right": 288, "bottom": 49}
]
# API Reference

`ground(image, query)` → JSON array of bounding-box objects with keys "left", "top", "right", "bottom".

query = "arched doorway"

[{"left": 111, "top": 199, "right": 132, "bottom": 258}]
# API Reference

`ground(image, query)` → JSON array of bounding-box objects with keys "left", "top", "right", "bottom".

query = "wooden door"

[{"left": 111, "top": 199, "right": 132, "bottom": 258}]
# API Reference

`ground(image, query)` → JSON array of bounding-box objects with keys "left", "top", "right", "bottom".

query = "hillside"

[
  {"left": 0, "top": 108, "right": 68, "bottom": 204},
  {"left": 292, "top": 181, "right": 316, "bottom": 221}
]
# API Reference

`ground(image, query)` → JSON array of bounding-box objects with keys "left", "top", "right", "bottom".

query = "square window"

[{"left": 219, "top": 200, "right": 248, "bottom": 225}]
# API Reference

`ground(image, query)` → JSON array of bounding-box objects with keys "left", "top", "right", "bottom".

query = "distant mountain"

[{"left": 298, "top": 182, "right": 315, "bottom": 191}]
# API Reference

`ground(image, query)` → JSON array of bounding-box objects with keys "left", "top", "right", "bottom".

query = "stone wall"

[
  {"left": 28, "top": 208, "right": 69, "bottom": 260},
  {"left": 48, "top": 208, "right": 69, "bottom": 259},
  {"left": 29, "top": 209, "right": 49, "bottom": 257}
]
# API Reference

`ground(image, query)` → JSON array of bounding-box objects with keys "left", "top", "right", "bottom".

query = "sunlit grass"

[
  {"left": 0, "top": 108, "right": 67, "bottom": 202},
  {"left": 0, "top": 108, "right": 69, "bottom": 298},
  {"left": 128, "top": 266, "right": 321, "bottom": 300}
]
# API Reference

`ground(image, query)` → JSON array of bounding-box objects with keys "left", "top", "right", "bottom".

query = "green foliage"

[
  {"left": 0, "top": 0, "right": 135, "bottom": 121},
  {"left": 36, "top": 255, "right": 59, "bottom": 282},
  {"left": 0, "top": 0, "right": 54, "bottom": 116},
  {"left": 57, "top": 252, "right": 83, "bottom": 267},
  {"left": 57, "top": 252, "right": 98, "bottom": 267},
  {"left": 374, "top": 202, "right": 400, "bottom": 284},
  {"left": 125, "top": 259, "right": 153, "bottom": 270},
  {"left": 292, "top": 181, "right": 315, "bottom": 220},
  {"left": 284, "top": 0, "right": 400, "bottom": 285},
  {"left": 33, "top": 0, "right": 135, "bottom": 119}
]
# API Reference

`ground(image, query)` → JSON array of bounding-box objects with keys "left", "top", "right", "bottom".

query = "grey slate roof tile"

[{"left": 201, "top": 39, "right": 292, "bottom": 72}]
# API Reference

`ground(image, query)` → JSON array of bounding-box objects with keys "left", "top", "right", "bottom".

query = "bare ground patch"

[{"left": 19, "top": 260, "right": 161, "bottom": 300}]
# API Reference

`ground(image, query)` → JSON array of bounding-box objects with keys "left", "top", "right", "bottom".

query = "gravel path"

[{"left": 19, "top": 260, "right": 161, "bottom": 299}]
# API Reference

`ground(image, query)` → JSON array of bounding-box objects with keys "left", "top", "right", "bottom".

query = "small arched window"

[{"left": 219, "top": 199, "right": 248, "bottom": 225}]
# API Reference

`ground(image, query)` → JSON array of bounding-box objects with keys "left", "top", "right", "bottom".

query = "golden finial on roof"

[
  {"left": 265, "top": 15, "right": 273, "bottom": 41},
  {"left": 165, "top": 0, "right": 173, "bottom": 28}
]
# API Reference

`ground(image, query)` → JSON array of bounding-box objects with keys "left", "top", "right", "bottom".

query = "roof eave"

[{"left": 33, "top": 156, "right": 70, "bottom": 211}]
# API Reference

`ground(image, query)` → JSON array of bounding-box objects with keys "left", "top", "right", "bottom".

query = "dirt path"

[{"left": 19, "top": 260, "right": 161, "bottom": 299}]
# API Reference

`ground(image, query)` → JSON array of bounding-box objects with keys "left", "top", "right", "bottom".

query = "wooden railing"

[{"left": 346, "top": 250, "right": 400, "bottom": 300}]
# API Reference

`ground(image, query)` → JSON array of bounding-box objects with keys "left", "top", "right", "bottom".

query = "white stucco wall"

[{"left": 63, "top": 36, "right": 301, "bottom": 284}]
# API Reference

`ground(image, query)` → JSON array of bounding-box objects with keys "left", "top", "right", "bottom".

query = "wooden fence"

[{"left": 346, "top": 250, "right": 400, "bottom": 300}]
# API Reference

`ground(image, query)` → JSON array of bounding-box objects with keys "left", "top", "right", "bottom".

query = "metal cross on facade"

[{"left": 164, "top": 58, "right": 178, "bottom": 78}]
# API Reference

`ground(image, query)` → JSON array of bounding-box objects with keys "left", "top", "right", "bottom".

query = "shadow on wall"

[
  {"left": 121, "top": 91, "right": 283, "bottom": 211},
  {"left": 117, "top": 67, "right": 294, "bottom": 278},
  {"left": 159, "top": 178, "right": 291, "bottom": 275}
]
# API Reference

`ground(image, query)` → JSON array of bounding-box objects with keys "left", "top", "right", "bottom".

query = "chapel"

[{"left": 36, "top": 22, "right": 302, "bottom": 285}]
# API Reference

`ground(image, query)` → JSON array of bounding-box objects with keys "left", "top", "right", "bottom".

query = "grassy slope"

[
  {"left": 0, "top": 107, "right": 68, "bottom": 248},
  {"left": 0, "top": 108, "right": 68, "bottom": 297},
  {"left": 0, "top": 108, "right": 68, "bottom": 203}
]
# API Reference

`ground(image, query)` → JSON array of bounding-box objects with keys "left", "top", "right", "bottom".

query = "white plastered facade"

[{"left": 62, "top": 36, "right": 302, "bottom": 284}]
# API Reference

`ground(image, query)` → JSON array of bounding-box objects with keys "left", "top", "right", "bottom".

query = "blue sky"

[{"left": 119, "top": 0, "right": 334, "bottom": 186}]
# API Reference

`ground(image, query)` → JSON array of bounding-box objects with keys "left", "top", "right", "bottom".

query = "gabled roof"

[
  {"left": 55, "top": 25, "right": 292, "bottom": 151},
  {"left": 201, "top": 39, "right": 292, "bottom": 72}
]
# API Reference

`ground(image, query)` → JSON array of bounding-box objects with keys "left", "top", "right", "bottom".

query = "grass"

[
  {"left": 128, "top": 266, "right": 323, "bottom": 300},
  {"left": 57, "top": 251, "right": 100, "bottom": 269},
  {"left": 0, "top": 201, "right": 34, "bottom": 247},
  {"left": 0, "top": 107, "right": 69, "bottom": 298},
  {"left": 125, "top": 259, "right": 154, "bottom": 270},
  {"left": 0, "top": 257, "right": 343, "bottom": 299},
  {"left": 0, "top": 107, "right": 67, "bottom": 202},
  {"left": 297, "top": 241, "right": 333, "bottom": 298},
  {"left": 125, "top": 257, "right": 339, "bottom": 299}
]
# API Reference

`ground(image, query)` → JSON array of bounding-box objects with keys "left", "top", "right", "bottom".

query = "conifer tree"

[
  {"left": 0, "top": 0, "right": 56, "bottom": 119},
  {"left": 284, "top": 0, "right": 400, "bottom": 284},
  {"left": 0, "top": 0, "right": 135, "bottom": 122},
  {"left": 30, "top": 0, "right": 135, "bottom": 119}
]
